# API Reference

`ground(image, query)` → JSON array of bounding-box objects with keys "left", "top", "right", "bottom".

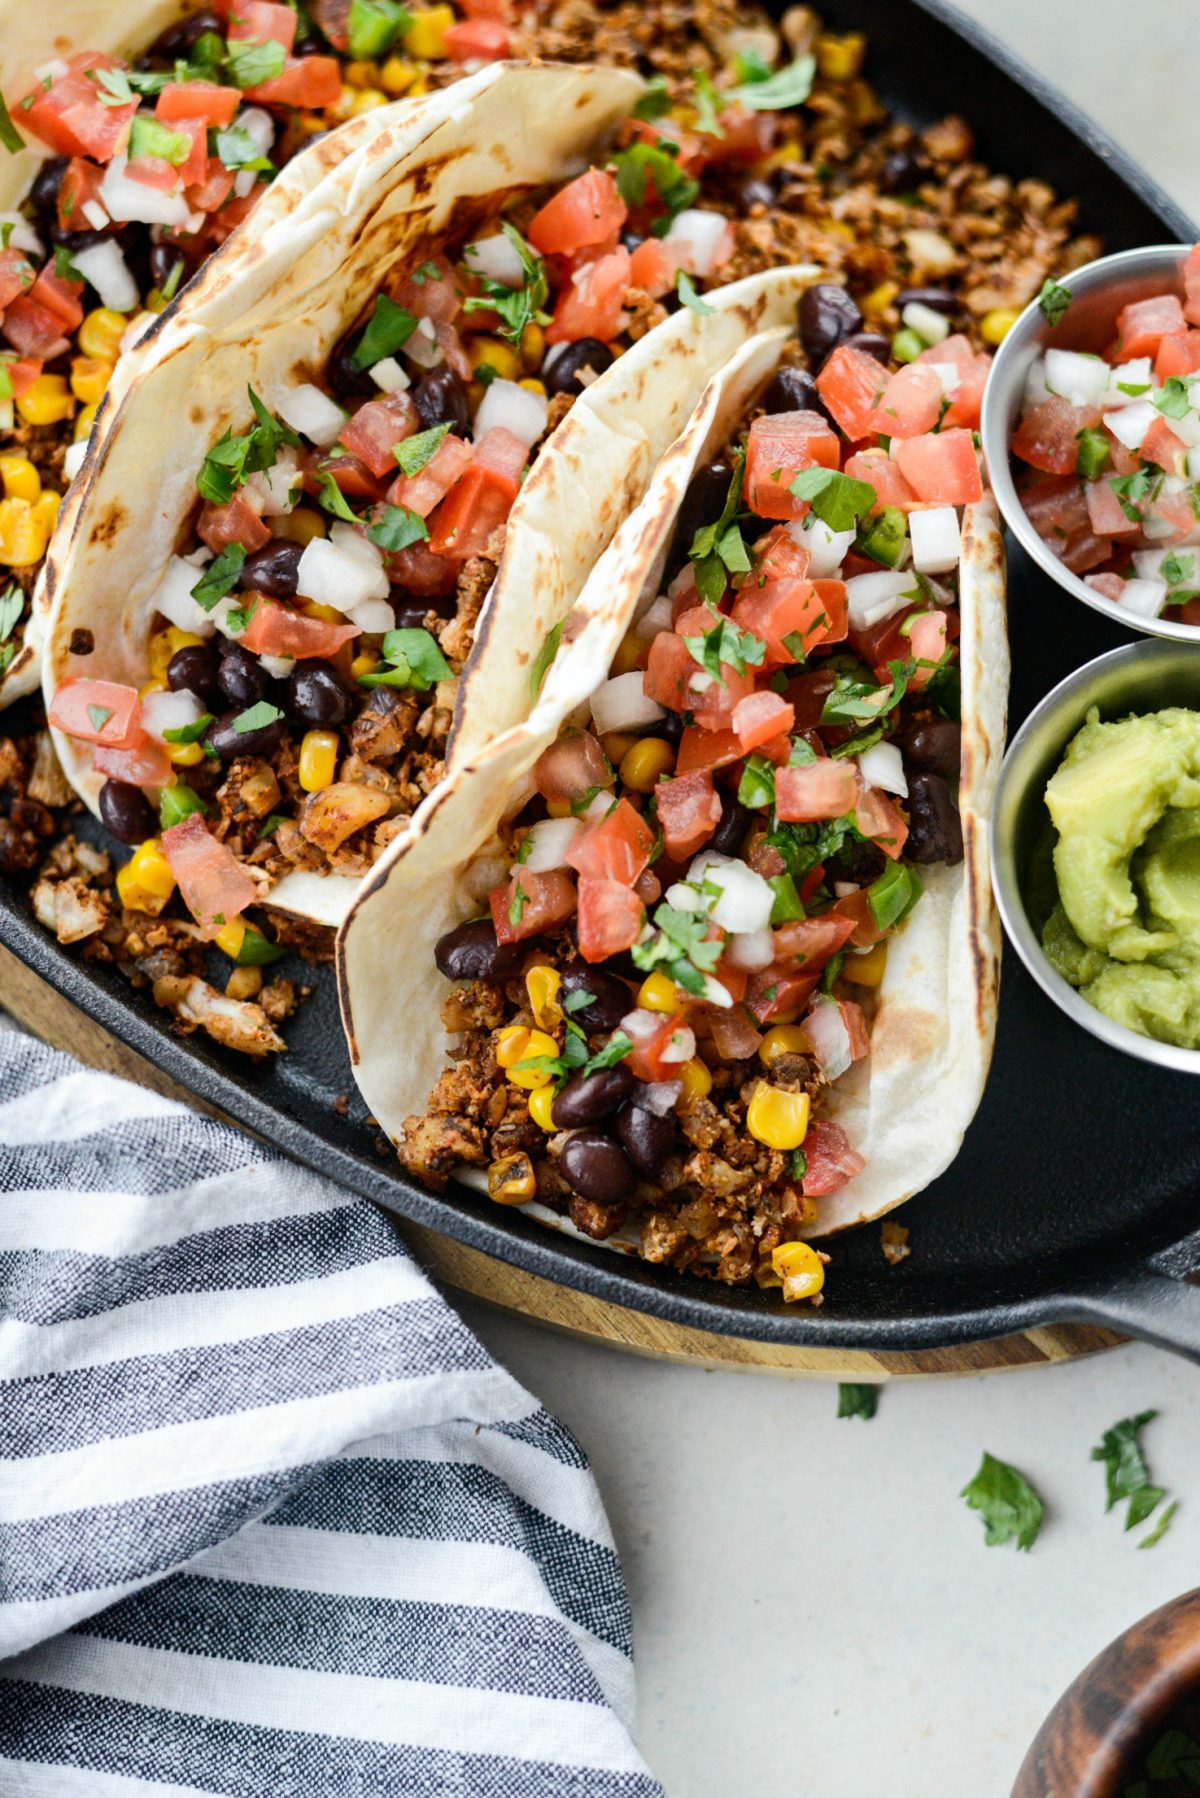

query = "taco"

[
  {"left": 338, "top": 284, "right": 1008, "bottom": 1300},
  {"left": 40, "top": 60, "right": 815, "bottom": 938}
]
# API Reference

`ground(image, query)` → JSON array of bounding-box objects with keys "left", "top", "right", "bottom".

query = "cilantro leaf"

[
  {"left": 393, "top": 422, "right": 451, "bottom": 476},
  {"left": 1162, "top": 550, "right": 1195, "bottom": 589},
  {"left": 233, "top": 923, "right": 288, "bottom": 966},
  {"left": 53, "top": 245, "right": 84, "bottom": 282},
  {"left": 1154, "top": 375, "right": 1192, "bottom": 421},
  {"left": 611, "top": 141, "right": 700, "bottom": 220},
  {"left": 196, "top": 387, "right": 297, "bottom": 502},
  {"left": 232, "top": 700, "right": 284, "bottom": 734},
  {"left": 462, "top": 222, "right": 549, "bottom": 346},
  {"left": 1109, "top": 465, "right": 1156, "bottom": 524},
  {"left": 365, "top": 502, "right": 428, "bottom": 550},
  {"left": 129, "top": 114, "right": 192, "bottom": 166},
  {"left": 86, "top": 704, "right": 114, "bottom": 733},
  {"left": 508, "top": 882, "right": 528, "bottom": 927},
  {"left": 681, "top": 604, "right": 765, "bottom": 687},
  {"left": 213, "top": 123, "right": 275, "bottom": 172},
  {"left": 0, "top": 93, "right": 25, "bottom": 155},
  {"left": 821, "top": 657, "right": 912, "bottom": 725},
  {"left": 737, "top": 753, "right": 776, "bottom": 811},
  {"left": 631, "top": 76, "right": 672, "bottom": 121},
  {"left": 162, "top": 712, "right": 215, "bottom": 745},
  {"left": 728, "top": 53, "right": 815, "bottom": 112},
  {"left": 529, "top": 617, "right": 564, "bottom": 699},
  {"left": 224, "top": 596, "right": 258, "bottom": 636},
  {"left": 350, "top": 294, "right": 419, "bottom": 372},
  {"left": 191, "top": 541, "right": 247, "bottom": 612},
  {"left": 789, "top": 465, "right": 877, "bottom": 533},
  {"left": 691, "top": 70, "right": 723, "bottom": 138},
  {"left": 960, "top": 1452, "right": 1044, "bottom": 1551},
  {"left": 0, "top": 584, "right": 23, "bottom": 643},
  {"left": 1091, "top": 1410, "right": 1166, "bottom": 1531},
  {"left": 837, "top": 1383, "right": 878, "bottom": 1420},
  {"left": 316, "top": 469, "right": 362, "bottom": 523},
  {"left": 369, "top": 626, "right": 451, "bottom": 693},
  {"left": 92, "top": 67, "right": 136, "bottom": 106},
  {"left": 688, "top": 448, "right": 750, "bottom": 604},
  {"left": 1038, "top": 278, "right": 1072, "bottom": 327},
  {"left": 631, "top": 901, "right": 723, "bottom": 994},
  {"left": 676, "top": 269, "right": 713, "bottom": 315},
  {"left": 1138, "top": 1499, "right": 1178, "bottom": 1549},
  {"left": 767, "top": 814, "right": 859, "bottom": 881},
  {"left": 225, "top": 36, "right": 287, "bottom": 89}
]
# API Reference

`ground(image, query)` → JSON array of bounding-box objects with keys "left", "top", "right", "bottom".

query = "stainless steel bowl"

[
  {"left": 980, "top": 243, "right": 1196, "bottom": 641},
  {"left": 991, "top": 637, "right": 1200, "bottom": 1074}
]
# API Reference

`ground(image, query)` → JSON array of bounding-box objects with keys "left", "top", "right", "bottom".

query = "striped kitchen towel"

[{"left": 0, "top": 1026, "right": 663, "bottom": 1797}]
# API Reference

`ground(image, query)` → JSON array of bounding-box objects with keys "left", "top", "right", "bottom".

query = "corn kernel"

[
  {"left": 526, "top": 964, "right": 563, "bottom": 1031},
  {"left": 746, "top": 1082, "right": 811, "bottom": 1151},
  {"left": 349, "top": 87, "right": 387, "bottom": 114},
  {"left": 609, "top": 630, "right": 645, "bottom": 678},
  {"left": 16, "top": 374, "right": 74, "bottom": 427},
  {"left": 303, "top": 601, "right": 344, "bottom": 623},
  {"left": 499, "top": 1027, "right": 559, "bottom": 1089},
  {"left": 74, "top": 402, "right": 98, "bottom": 441},
  {"left": 138, "top": 677, "right": 167, "bottom": 700},
  {"left": 487, "top": 1151, "right": 537, "bottom": 1205},
  {"left": 226, "top": 965, "right": 263, "bottom": 1001},
  {"left": 843, "top": 941, "right": 888, "bottom": 987},
  {"left": 32, "top": 490, "right": 60, "bottom": 535},
  {"left": 754, "top": 1262, "right": 784, "bottom": 1290},
  {"left": 981, "top": 307, "right": 1021, "bottom": 346},
  {"left": 167, "top": 740, "right": 206, "bottom": 767},
  {"left": 343, "top": 58, "right": 379, "bottom": 86},
  {"left": 116, "top": 838, "right": 176, "bottom": 914},
  {"left": 330, "top": 83, "right": 358, "bottom": 121},
  {"left": 771, "top": 1239, "right": 826, "bottom": 1301},
  {"left": 518, "top": 377, "right": 547, "bottom": 397},
  {"left": 861, "top": 280, "right": 899, "bottom": 319},
  {"left": 273, "top": 506, "right": 326, "bottom": 546},
  {"left": 216, "top": 920, "right": 248, "bottom": 960},
  {"left": 0, "top": 455, "right": 40, "bottom": 503},
  {"left": 298, "top": 728, "right": 339, "bottom": 793},
  {"left": 70, "top": 356, "right": 113, "bottom": 405},
  {"left": 546, "top": 798, "right": 574, "bottom": 820},
  {"left": 404, "top": 6, "right": 454, "bottom": 59},
  {"left": 527, "top": 1084, "right": 558, "bottom": 1131},
  {"left": 407, "top": 76, "right": 429, "bottom": 97},
  {"left": 79, "top": 308, "right": 127, "bottom": 362},
  {"left": 816, "top": 30, "right": 866, "bottom": 81},
  {"left": 519, "top": 321, "right": 545, "bottom": 370},
  {"left": 350, "top": 651, "right": 380, "bottom": 681},
  {"left": 599, "top": 731, "right": 639, "bottom": 768},
  {"left": 380, "top": 55, "right": 417, "bottom": 94},
  {"left": 638, "top": 971, "right": 680, "bottom": 1014},
  {"left": 149, "top": 626, "right": 200, "bottom": 680},
  {"left": 760, "top": 144, "right": 801, "bottom": 175},
  {"left": 0, "top": 497, "right": 48, "bottom": 567},
  {"left": 620, "top": 736, "right": 675, "bottom": 794},
  {"left": 466, "top": 334, "right": 520, "bottom": 383},
  {"left": 758, "top": 1024, "right": 809, "bottom": 1068},
  {"left": 677, "top": 1057, "right": 712, "bottom": 1103}
]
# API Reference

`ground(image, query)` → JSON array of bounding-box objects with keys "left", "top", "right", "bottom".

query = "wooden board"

[{"left": 1, "top": 942, "right": 1125, "bottom": 1379}]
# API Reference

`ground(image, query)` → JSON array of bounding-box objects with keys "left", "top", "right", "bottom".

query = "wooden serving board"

[{"left": 1, "top": 942, "right": 1124, "bottom": 1379}]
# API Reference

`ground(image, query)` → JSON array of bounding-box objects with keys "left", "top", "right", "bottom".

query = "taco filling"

[{"left": 404, "top": 321, "right": 992, "bottom": 1300}]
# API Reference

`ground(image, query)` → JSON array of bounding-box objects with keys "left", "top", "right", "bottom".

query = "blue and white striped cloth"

[{"left": 0, "top": 1026, "right": 663, "bottom": 1796}]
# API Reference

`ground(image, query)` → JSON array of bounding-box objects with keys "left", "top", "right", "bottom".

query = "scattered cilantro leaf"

[
  {"left": 463, "top": 222, "right": 549, "bottom": 345},
  {"left": 86, "top": 704, "right": 114, "bottom": 732},
  {"left": 232, "top": 700, "right": 284, "bottom": 734},
  {"left": 214, "top": 123, "right": 275, "bottom": 171},
  {"left": 0, "top": 585, "right": 23, "bottom": 643},
  {"left": 960, "top": 1452, "right": 1044, "bottom": 1551},
  {"left": 529, "top": 618, "right": 564, "bottom": 700},
  {"left": 225, "top": 36, "right": 287, "bottom": 90},
  {"left": 767, "top": 814, "right": 859, "bottom": 881},
  {"left": 729, "top": 52, "right": 815, "bottom": 112},
  {"left": 737, "top": 753, "right": 776, "bottom": 811},
  {"left": 53, "top": 245, "right": 84, "bottom": 282},
  {"left": 162, "top": 712, "right": 216, "bottom": 745},
  {"left": 821, "top": 657, "right": 912, "bottom": 726},
  {"left": 393, "top": 422, "right": 451, "bottom": 476},
  {"left": 691, "top": 69, "right": 723, "bottom": 137},
  {"left": 508, "top": 883, "right": 528, "bottom": 927},
  {"left": 1138, "top": 1499, "right": 1178, "bottom": 1549},
  {"left": 682, "top": 603, "right": 765, "bottom": 686},
  {"left": 631, "top": 76, "right": 672, "bottom": 121},
  {"left": 1154, "top": 376, "right": 1192, "bottom": 421},
  {"left": 1162, "top": 550, "right": 1195, "bottom": 589},
  {"left": 92, "top": 67, "right": 137, "bottom": 106},
  {"left": 350, "top": 294, "right": 419, "bottom": 372},
  {"left": 611, "top": 141, "right": 700, "bottom": 220},
  {"left": 315, "top": 469, "right": 362, "bottom": 523},
  {"left": 1091, "top": 1410, "right": 1167, "bottom": 1532},
  {"left": 129, "top": 114, "right": 192, "bottom": 166},
  {"left": 631, "top": 901, "right": 724, "bottom": 995},
  {"left": 1110, "top": 465, "right": 1156, "bottom": 524},
  {"left": 233, "top": 923, "right": 287, "bottom": 966},
  {"left": 789, "top": 465, "right": 877, "bottom": 533},
  {"left": 224, "top": 595, "right": 258, "bottom": 636},
  {"left": 676, "top": 269, "right": 713, "bottom": 315},
  {"left": 0, "top": 93, "right": 25, "bottom": 155},
  {"left": 689, "top": 449, "right": 750, "bottom": 604},
  {"left": 372, "top": 626, "right": 451, "bottom": 692},
  {"left": 837, "top": 1383, "right": 878, "bottom": 1421},
  {"left": 365, "top": 501, "right": 428, "bottom": 550},
  {"left": 191, "top": 541, "right": 247, "bottom": 611}
]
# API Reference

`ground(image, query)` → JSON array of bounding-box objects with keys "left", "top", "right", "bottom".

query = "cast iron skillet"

[{"left": 4, "top": 0, "right": 1200, "bottom": 1357}]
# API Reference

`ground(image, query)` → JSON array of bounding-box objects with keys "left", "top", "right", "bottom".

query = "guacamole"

[{"left": 1042, "top": 706, "right": 1200, "bottom": 1048}]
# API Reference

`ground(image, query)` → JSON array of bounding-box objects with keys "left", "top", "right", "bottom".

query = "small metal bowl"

[
  {"left": 991, "top": 637, "right": 1200, "bottom": 1074},
  {"left": 980, "top": 242, "right": 1196, "bottom": 641}
]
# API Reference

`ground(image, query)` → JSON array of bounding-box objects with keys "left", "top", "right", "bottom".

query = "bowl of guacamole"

[{"left": 992, "top": 639, "right": 1200, "bottom": 1074}]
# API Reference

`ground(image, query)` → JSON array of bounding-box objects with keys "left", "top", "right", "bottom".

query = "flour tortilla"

[{"left": 338, "top": 325, "right": 1008, "bottom": 1241}]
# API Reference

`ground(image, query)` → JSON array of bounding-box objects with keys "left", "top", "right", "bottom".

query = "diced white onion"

[
  {"left": 405, "top": 318, "right": 441, "bottom": 368},
  {"left": 1103, "top": 401, "right": 1157, "bottom": 450},
  {"left": 924, "top": 360, "right": 961, "bottom": 396},
  {"left": 343, "top": 597, "right": 394, "bottom": 634},
  {"left": 663, "top": 208, "right": 733, "bottom": 279},
  {"left": 909, "top": 505, "right": 961, "bottom": 574},
  {"left": 833, "top": 880, "right": 857, "bottom": 899},
  {"left": 259, "top": 653, "right": 295, "bottom": 679},
  {"left": 1187, "top": 447, "right": 1200, "bottom": 482},
  {"left": 371, "top": 356, "right": 410, "bottom": 394},
  {"left": 856, "top": 740, "right": 907, "bottom": 797},
  {"left": 577, "top": 789, "right": 615, "bottom": 823},
  {"left": 846, "top": 569, "right": 916, "bottom": 631},
  {"left": 100, "top": 154, "right": 191, "bottom": 227},
  {"left": 699, "top": 976, "right": 734, "bottom": 1008},
  {"left": 236, "top": 106, "right": 275, "bottom": 156},
  {"left": 590, "top": 671, "right": 665, "bottom": 736},
  {"left": 150, "top": 556, "right": 218, "bottom": 637},
  {"left": 81, "top": 199, "right": 110, "bottom": 232},
  {"left": 297, "top": 531, "right": 387, "bottom": 611},
  {"left": 685, "top": 851, "right": 775, "bottom": 934},
  {"left": 658, "top": 1024, "right": 696, "bottom": 1064},
  {"left": 1133, "top": 548, "right": 1195, "bottom": 586},
  {"left": 139, "top": 687, "right": 204, "bottom": 741},
  {"left": 63, "top": 439, "right": 88, "bottom": 482},
  {"left": 1121, "top": 577, "right": 1168, "bottom": 618},
  {"left": 0, "top": 213, "right": 41, "bottom": 257},
  {"left": 463, "top": 854, "right": 508, "bottom": 904},
  {"left": 277, "top": 383, "right": 346, "bottom": 449},
  {"left": 790, "top": 516, "right": 855, "bottom": 577},
  {"left": 803, "top": 997, "right": 854, "bottom": 1081},
  {"left": 634, "top": 592, "right": 674, "bottom": 639},
  {"left": 33, "top": 57, "right": 68, "bottom": 82},
  {"left": 1022, "top": 356, "right": 1053, "bottom": 409},
  {"left": 463, "top": 233, "right": 526, "bottom": 287},
  {"left": 1044, "top": 348, "right": 1109, "bottom": 409},
  {"left": 1101, "top": 357, "right": 1154, "bottom": 408},
  {"left": 902, "top": 300, "right": 950, "bottom": 345},
  {"left": 245, "top": 448, "right": 301, "bottom": 516},
  {"left": 726, "top": 927, "right": 776, "bottom": 970},
  {"left": 519, "top": 817, "right": 580, "bottom": 873},
  {"left": 632, "top": 1080, "right": 682, "bottom": 1116},
  {"left": 233, "top": 168, "right": 257, "bottom": 199},
  {"left": 209, "top": 595, "right": 248, "bottom": 640},
  {"left": 474, "top": 378, "right": 548, "bottom": 448}
]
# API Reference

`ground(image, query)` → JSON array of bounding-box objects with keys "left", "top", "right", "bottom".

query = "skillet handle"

[{"left": 1065, "top": 1273, "right": 1200, "bottom": 1365}]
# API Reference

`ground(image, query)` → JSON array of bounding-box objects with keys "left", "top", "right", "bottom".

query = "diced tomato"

[
  {"left": 566, "top": 796, "right": 655, "bottom": 885},
  {"left": 1140, "top": 416, "right": 1187, "bottom": 474},
  {"left": 1085, "top": 572, "right": 1127, "bottom": 604},
  {"left": 916, "top": 334, "right": 990, "bottom": 431},
  {"left": 785, "top": 666, "right": 839, "bottom": 730},
  {"left": 55, "top": 159, "right": 105, "bottom": 234},
  {"left": 3, "top": 356, "right": 43, "bottom": 397},
  {"left": 700, "top": 104, "right": 777, "bottom": 165},
  {"left": 534, "top": 731, "right": 611, "bottom": 804},
  {"left": 745, "top": 411, "right": 840, "bottom": 520},
  {"left": 624, "top": 1010, "right": 695, "bottom": 1083},
  {"left": 627, "top": 238, "right": 682, "bottom": 300},
  {"left": 830, "top": 887, "right": 884, "bottom": 948},
  {"left": 906, "top": 610, "right": 950, "bottom": 689},
  {"left": 1145, "top": 488, "right": 1198, "bottom": 544},
  {"left": 21, "top": 53, "right": 137, "bottom": 162},
  {"left": 675, "top": 726, "right": 741, "bottom": 775},
  {"left": 161, "top": 813, "right": 258, "bottom": 937},
  {"left": 428, "top": 460, "right": 520, "bottom": 561},
  {"left": 462, "top": 0, "right": 512, "bottom": 18},
  {"left": 774, "top": 913, "right": 857, "bottom": 970},
  {"left": 443, "top": 17, "right": 510, "bottom": 55},
  {"left": 309, "top": 0, "right": 351, "bottom": 48},
  {"left": 731, "top": 690, "right": 795, "bottom": 752},
  {"left": 386, "top": 434, "right": 473, "bottom": 518},
  {"left": 472, "top": 426, "right": 528, "bottom": 485},
  {"left": 732, "top": 575, "right": 847, "bottom": 665},
  {"left": 643, "top": 632, "right": 695, "bottom": 712},
  {"left": 707, "top": 1005, "right": 762, "bottom": 1061},
  {"left": 339, "top": 392, "right": 419, "bottom": 480},
  {"left": 816, "top": 343, "right": 889, "bottom": 440},
  {"left": 1116, "top": 293, "right": 1187, "bottom": 360},
  {"left": 240, "top": 598, "right": 360, "bottom": 660},
  {"left": 1154, "top": 330, "right": 1200, "bottom": 383},
  {"left": 1185, "top": 247, "right": 1200, "bottom": 328},
  {"left": 545, "top": 247, "right": 631, "bottom": 345},
  {"left": 127, "top": 154, "right": 182, "bottom": 192},
  {"left": 245, "top": 56, "right": 341, "bottom": 108},
  {"left": 1012, "top": 398, "right": 1100, "bottom": 477},
  {"left": 1023, "top": 473, "right": 1092, "bottom": 542},
  {"left": 875, "top": 362, "right": 944, "bottom": 439},
  {"left": 28, "top": 266, "right": 84, "bottom": 335},
  {"left": 853, "top": 780, "right": 908, "bottom": 860},
  {"left": 800, "top": 1118, "right": 866, "bottom": 1197},
  {"left": 656, "top": 769, "right": 722, "bottom": 859},
  {"left": 711, "top": 947, "right": 748, "bottom": 1004},
  {"left": 668, "top": 218, "right": 734, "bottom": 280},
  {"left": 228, "top": 0, "right": 297, "bottom": 48},
  {"left": 312, "top": 452, "right": 387, "bottom": 505},
  {"left": 842, "top": 448, "right": 918, "bottom": 513},
  {"left": 894, "top": 428, "right": 983, "bottom": 505},
  {"left": 0, "top": 248, "right": 34, "bottom": 309},
  {"left": 491, "top": 868, "right": 577, "bottom": 944},
  {"left": 388, "top": 536, "right": 457, "bottom": 597},
  {"left": 92, "top": 736, "right": 173, "bottom": 790},
  {"left": 187, "top": 159, "right": 238, "bottom": 215},
  {"left": 157, "top": 81, "right": 241, "bottom": 127},
  {"left": 751, "top": 525, "right": 810, "bottom": 583},
  {"left": 775, "top": 759, "right": 856, "bottom": 822},
  {"left": 746, "top": 966, "right": 820, "bottom": 1026},
  {"left": 576, "top": 876, "right": 645, "bottom": 963},
  {"left": 50, "top": 678, "right": 142, "bottom": 748},
  {"left": 198, "top": 494, "right": 270, "bottom": 555},
  {"left": 391, "top": 256, "right": 460, "bottom": 325}
]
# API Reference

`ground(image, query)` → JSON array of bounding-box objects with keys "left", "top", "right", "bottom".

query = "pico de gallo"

[
  {"left": 1014, "top": 246, "right": 1200, "bottom": 624},
  {"left": 405, "top": 311, "right": 989, "bottom": 1300}
]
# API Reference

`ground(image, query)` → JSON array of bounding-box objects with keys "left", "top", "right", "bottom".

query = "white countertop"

[{"left": 463, "top": 8, "right": 1200, "bottom": 1794}]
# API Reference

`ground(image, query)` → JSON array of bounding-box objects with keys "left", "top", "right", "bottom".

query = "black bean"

[
  {"left": 146, "top": 9, "right": 222, "bottom": 58},
  {"left": 621, "top": 230, "right": 645, "bottom": 254},
  {"left": 896, "top": 286, "right": 958, "bottom": 318},
  {"left": 411, "top": 366, "right": 472, "bottom": 434},
  {"left": 286, "top": 663, "right": 352, "bottom": 728},
  {"left": 216, "top": 644, "right": 270, "bottom": 709},
  {"left": 551, "top": 1064, "right": 635, "bottom": 1130},
  {"left": 905, "top": 772, "right": 963, "bottom": 865},
  {"left": 434, "top": 917, "right": 525, "bottom": 983},
  {"left": 166, "top": 644, "right": 217, "bottom": 705},
  {"left": 710, "top": 795, "right": 752, "bottom": 858},
  {"left": 832, "top": 331, "right": 890, "bottom": 367},
  {"left": 558, "top": 1130, "right": 636, "bottom": 1205},
  {"left": 762, "top": 363, "right": 841, "bottom": 434},
  {"left": 799, "top": 284, "right": 863, "bottom": 366},
  {"left": 150, "top": 244, "right": 187, "bottom": 294},
  {"left": 328, "top": 329, "right": 378, "bottom": 404},
  {"left": 49, "top": 222, "right": 113, "bottom": 254},
  {"left": 389, "top": 599, "right": 435, "bottom": 630},
  {"left": 239, "top": 539, "right": 304, "bottom": 599},
  {"left": 206, "top": 707, "right": 284, "bottom": 762},
  {"left": 899, "top": 719, "right": 961, "bottom": 779},
  {"left": 738, "top": 176, "right": 777, "bottom": 212},
  {"left": 880, "top": 149, "right": 929, "bottom": 195},
  {"left": 558, "top": 966, "right": 632, "bottom": 1034},
  {"left": 827, "top": 836, "right": 887, "bottom": 887},
  {"left": 29, "top": 157, "right": 67, "bottom": 223},
  {"left": 668, "top": 459, "right": 733, "bottom": 574},
  {"left": 649, "top": 707, "right": 683, "bottom": 747},
  {"left": 99, "top": 779, "right": 156, "bottom": 845},
  {"left": 616, "top": 1101, "right": 676, "bottom": 1176},
  {"left": 544, "top": 338, "right": 614, "bottom": 399}
]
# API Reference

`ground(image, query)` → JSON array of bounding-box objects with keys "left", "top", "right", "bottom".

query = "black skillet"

[{"left": 4, "top": 0, "right": 1200, "bottom": 1358}]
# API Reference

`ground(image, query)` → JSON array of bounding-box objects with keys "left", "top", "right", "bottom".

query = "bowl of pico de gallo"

[{"left": 980, "top": 243, "right": 1200, "bottom": 640}]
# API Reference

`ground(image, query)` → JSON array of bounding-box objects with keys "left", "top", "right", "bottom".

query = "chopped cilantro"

[
  {"left": 960, "top": 1452, "right": 1044, "bottom": 1551},
  {"left": 631, "top": 901, "right": 723, "bottom": 995},
  {"left": 315, "top": 469, "right": 362, "bottom": 523},
  {"left": 357, "top": 626, "right": 451, "bottom": 694},
  {"left": 1161, "top": 550, "right": 1195, "bottom": 589},
  {"left": 676, "top": 269, "right": 713, "bottom": 315},
  {"left": 0, "top": 585, "right": 23, "bottom": 644},
  {"left": 514, "top": 1024, "right": 635, "bottom": 1091},
  {"left": 767, "top": 872, "right": 805, "bottom": 923},
  {"left": 682, "top": 603, "right": 765, "bottom": 687},
  {"left": 821, "top": 657, "right": 912, "bottom": 726},
  {"left": 729, "top": 52, "right": 815, "bottom": 111},
  {"left": 86, "top": 704, "right": 114, "bottom": 732},
  {"left": 0, "top": 93, "right": 25, "bottom": 155},
  {"left": 462, "top": 222, "right": 550, "bottom": 346},
  {"left": 393, "top": 422, "right": 451, "bottom": 477},
  {"left": 129, "top": 115, "right": 192, "bottom": 166},
  {"left": 1037, "top": 278, "right": 1072, "bottom": 327},
  {"left": 213, "top": 123, "right": 275, "bottom": 172},
  {"left": 53, "top": 245, "right": 84, "bottom": 283},
  {"left": 690, "top": 70, "right": 723, "bottom": 137},
  {"left": 1138, "top": 1499, "right": 1178, "bottom": 1550},
  {"left": 611, "top": 141, "right": 700, "bottom": 221},
  {"left": 688, "top": 449, "right": 750, "bottom": 605},
  {"left": 508, "top": 883, "right": 528, "bottom": 927},
  {"left": 162, "top": 712, "right": 216, "bottom": 745},
  {"left": 350, "top": 294, "right": 419, "bottom": 372},
  {"left": 1109, "top": 465, "right": 1156, "bottom": 523},
  {"left": 767, "top": 813, "right": 859, "bottom": 881},
  {"left": 233, "top": 923, "right": 287, "bottom": 966},
  {"left": 190, "top": 541, "right": 247, "bottom": 612},
  {"left": 631, "top": 75, "right": 672, "bottom": 121},
  {"left": 737, "top": 753, "right": 776, "bottom": 811},
  {"left": 365, "top": 501, "right": 428, "bottom": 550},
  {"left": 92, "top": 67, "right": 137, "bottom": 106},
  {"left": 1091, "top": 1411, "right": 1169, "bottom": 1535},
  {"left": 1153, "top": 375, "right": 1192, "bottom": 421},
  {"left": 837, "top": 1383, "right": 878, "bottom": 1421},
  {"left": 529, "top": 618, "right": 564, "bottom": 699},
  {"left": 224, "top": 596, "right": 258, "bottom": 636},
  {"left": 732, "top": 47, "right": 773, "bottom": 85},
  {"left": 225, "top": 36, "right": 287, "bottom": 89},
  {"left": 232, "top": 700, "right": 284, "bottom": 734},
  {"left": 789, "top": 465, "right": 877, "bottom": 533},
  {"left": 196, "top": 386, "right": 298, "bottom": 503}
]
